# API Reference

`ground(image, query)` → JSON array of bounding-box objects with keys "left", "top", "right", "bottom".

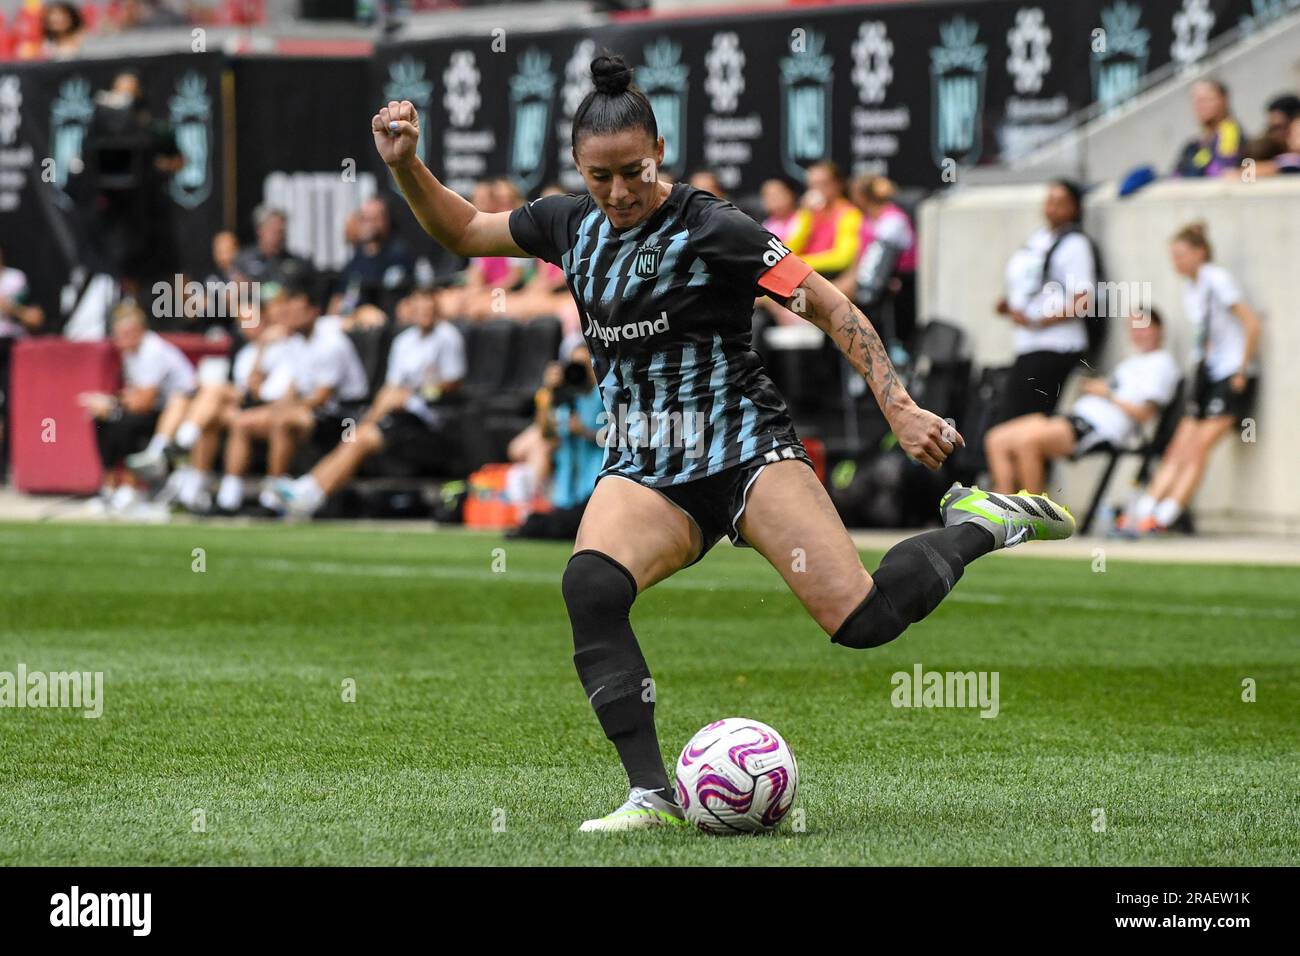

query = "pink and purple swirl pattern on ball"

[
  {"left": 675, "top": 778, "right": 690, "bottom": 812},
  {"left": 679, "top": 738, "right": 715, "bottom": 769},
  {"left": 758, "top": 767, "right": 793, "bottom": 828},
  {"left": 694, "top": 764, "right": 754, "bottom": 812},
  {"left": 727, "top": 729, "right": 779, "bottom": 772}
]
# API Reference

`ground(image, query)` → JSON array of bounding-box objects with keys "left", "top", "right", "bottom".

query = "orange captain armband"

[{"left": 757, "top": 252, "right": 813, "bottom": 300}]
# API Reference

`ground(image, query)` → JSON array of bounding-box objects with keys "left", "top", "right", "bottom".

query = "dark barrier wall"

[
  {"left": 1, "top": 53, "right": 228, "bottom": 324},
  {"left": 1, "top": 0, "right": 1274, "bottom": 319},
  {"left": 230, "top": 56, "right": 374, "bottom": 266},
  {"left": 373, "top": 0, "right": 1262, "bottom": 200}
]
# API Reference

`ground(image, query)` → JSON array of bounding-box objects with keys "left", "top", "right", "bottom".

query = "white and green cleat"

[
  {"left": 578, "top": 787, "right": 688, "bottom": 833},
  {"left": 940, "top": 483, "right": 1075, "bottom": 549}
]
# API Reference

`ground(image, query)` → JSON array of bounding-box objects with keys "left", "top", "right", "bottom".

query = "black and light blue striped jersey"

[{"left": 508, "top": 183, "right": 813, "bottom": 488}]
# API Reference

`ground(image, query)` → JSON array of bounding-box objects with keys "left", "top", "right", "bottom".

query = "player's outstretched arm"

[
  {"left": 372, "top": 99, "right": 525, "bottom": 258},
  {"left": 796, "top": 270, "right": 962, "bottom": 470}
]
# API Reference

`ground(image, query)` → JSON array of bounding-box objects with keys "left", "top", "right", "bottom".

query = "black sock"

[
  {"left": 563, "top": 551, "right": 670, "bottom": 794},
  {"left": 834, "top": 524, "right": 994, "bottom": 648}
]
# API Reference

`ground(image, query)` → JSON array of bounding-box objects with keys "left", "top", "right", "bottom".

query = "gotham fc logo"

[
  {"left": 1091, "top": 2, "right": 1150, "bottom": 113},
  {"left": 930, "top": 15, "right": 987, "bottom": 169},
  {"left": 779, "top": 30, "right": 834, "bottom": 181},
  {"left": 168, "top": 71, "right": 212, "bottom": 209},
  {"left": 634, "top": 242, "right": 664, "bottom": 279},
  {"left": 49, "top": 76, "right": 93, "bottom": 199},
  {"left": 508, "top": 48, "right": 556, "bottom": 193},
  {"left": 638, "top": 39, "right": 688, "bottom": 172}
]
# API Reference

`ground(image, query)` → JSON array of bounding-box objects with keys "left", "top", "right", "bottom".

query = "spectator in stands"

[
  {"left": 839, "top": 174, "right": 918, "bottom": 352},
  {"left": 233, "top": 206, "right": 308, "bottom": 287},
  {"left": 441, "top": 178, "right": 531, "bottom": 320},
  {"left": 1242, "top": 93, "right": 1300, "bottom": 162},
  {"left": 753, "top": 179, "right": 808, "bottom": 328},
  {"left": 760, "top": 178, "right": 799, "bottom": 243},
  {"left": 116, "top": 0, "right": 187, "bottom": 29},
  {"left": 688, "top": 170, "right": 726, "bottom": 199},
  {"left": 785, "top": 161, "right": 863, "bottom": 277},
  {"left": 1173, "top": 79, "right": 1243, "bottom": 178},
  {"left": 508, "top": 343, "right": 604, "bottom": 540},
  {"left": 0, "top": 244, "right": 44, "bottom": 477},
  {"left": 81, "top": 304, "right": 195, "bottom": 514},
  {"left": 216, "top": 278, "right": 367, "bottom": 513},
  {"left": 336, "top": 196, "right": 415, "bottom": 310},
  {"left": 200, "top": 230, "right": 243, "bottom": 335},
  {"left": 984, "top": 308, "right": 1179, "bottom": 495},
  {"left": 506, "top": 358, "right": 565, "bottom": 508},
  {"left": 0, "top": 245, "right": 42, "bottom": 340},
  {"left": 1249, "top": 114, "right": 1300, "bottom": 177},
  {"left": 994, "top": 179, "right": 1096, "bottom": 423},
  {"left": 1118, "top": 223, "right": 1261, "bottom": 536},
  {"left": 42, "top": 2, "right": 86, "bottom": 58},
  {"left": 265, "top": 287, "right": 466, "bottom": 517}
]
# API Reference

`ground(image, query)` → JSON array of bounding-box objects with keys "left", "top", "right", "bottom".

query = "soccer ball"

[{"left": 674, "top": 717, "right": 798, "bottom": 834}]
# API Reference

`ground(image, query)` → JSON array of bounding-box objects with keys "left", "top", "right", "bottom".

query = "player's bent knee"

[
  {"left": 562, "top": 550, "right": 638, "bottom": 636},
  {"left": 829, "top": 586, "right": 907, "bottom": 650}
]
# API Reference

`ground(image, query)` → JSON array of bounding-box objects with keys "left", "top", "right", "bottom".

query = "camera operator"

[{"left": 73, "top": 71, "right": 184, "bottom": 299}]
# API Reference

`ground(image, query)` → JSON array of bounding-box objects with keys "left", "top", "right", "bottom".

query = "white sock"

[
  {"left": 176, "top": 468, "right": 207, "bottom": 508},
  {"left": 293, "top": 475, "right": 326, "bottom": 514},
  {"left": 216, "top": 475, "right": 243, "bottom": 511},
  {"left": 175, "top": 420, "right": 201, "bottom": 450},
  {"left": 146, "top": 433, "right": 169, "bottom": 456},
  {"left": 1154, "top": 498, "right": 1183, "bottom": 528},
  {"left": 1132, "top": 495, "right": 1157, "bottom": 521},
  {"left": 110, "top": 485, "right": 139, "bottom": 512}
]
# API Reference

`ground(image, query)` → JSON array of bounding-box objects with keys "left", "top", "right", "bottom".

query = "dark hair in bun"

[{"left": 572, "top": 53, "right": 659, "bottom": 151}]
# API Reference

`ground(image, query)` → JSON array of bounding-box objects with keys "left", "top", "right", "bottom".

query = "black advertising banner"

[
  {"left": 372, "top": 0, "right": 1260, "bottom": 199},
  {"left": 231, "top": 56, "right": 374, "bottom": 271},
  {"left": 0, "top": 53, "right": 227, "bottom": 322}
]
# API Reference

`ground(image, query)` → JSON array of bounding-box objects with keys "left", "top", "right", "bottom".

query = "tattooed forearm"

[{"left": 827, "top": 297, "right": 901, "bottom": 407}]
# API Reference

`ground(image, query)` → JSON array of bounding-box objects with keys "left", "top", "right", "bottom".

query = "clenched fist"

[
  {"left": 888, "top": 401, "right": 964, "bottom": 471},
  {"left": 372, "top": 100, "right": 420, "bottom": 169}
]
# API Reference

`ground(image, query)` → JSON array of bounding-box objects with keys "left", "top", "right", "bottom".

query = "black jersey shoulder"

[{"left": 508, "top": 192, "right": 597, "bottom": 266}]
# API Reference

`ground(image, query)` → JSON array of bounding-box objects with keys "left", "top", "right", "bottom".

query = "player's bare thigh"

[
  {"left": 573, "top": 476, "right": 702, "bottom": 593},
  {"left": 737, "top": 459, "right": 872, "bottom": 635}
]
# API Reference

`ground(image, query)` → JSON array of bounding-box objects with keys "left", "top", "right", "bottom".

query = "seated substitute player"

[
  {"left": 371, "top": 55, "right": 1076, "bottom": 832},
  {"left": 984, "top": 308, "right": 1179, "bottom": 495},
  {"left": 169, "top": 289, "right": 306, "bottom": 512},
  {"left": 265, "top": 286, "right": 466, "bottom": 517},
  {"left": 215, "top": 279, "right": 368, "bottom": 514},
  {"left": 80, "top": 304, "right": 196, "bottom": 513}
]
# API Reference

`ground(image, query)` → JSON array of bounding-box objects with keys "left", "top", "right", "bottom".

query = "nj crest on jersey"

[{"left": 634, "top": 242, "right": 665, "bottom": 279}]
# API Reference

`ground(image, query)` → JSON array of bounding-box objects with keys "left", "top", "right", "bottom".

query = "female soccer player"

[
  {"left": 372, "top": 55, "right": 1075, "bottom": 831},
  {"left": 1118, "top": 223, "right": 1261, "bottom": 535}
]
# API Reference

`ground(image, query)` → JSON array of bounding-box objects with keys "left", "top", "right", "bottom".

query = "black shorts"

[
  {"left": 375, "top": 408, "right": 458, "bottom": 470},
  {"left": 1187, "top": 374, "right": 1256, "bottom": 420},
  {"left": 95, "top": 409, "right": 160, "bottom": 468},
  {"left": 997, "top": 350, "right": 1085, "bottom": 423},
  {"left": 1067, "top": 414, "right": 1111, "bottom": 458},
  {"left": 627, "top": 442, "right": 814, "bottom": 566},
  {"left": 313, "top": 401, "right": 369, "bottom": 444}
]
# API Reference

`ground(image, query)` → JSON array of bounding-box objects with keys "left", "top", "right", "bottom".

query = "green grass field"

[{"left": 1, "top": 519, "right": 1296, "bottom": 866}]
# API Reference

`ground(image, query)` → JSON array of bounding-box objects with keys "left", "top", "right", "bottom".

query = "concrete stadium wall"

[{"left": 917, "top": 176, "right": 1300, "bottom": 536}]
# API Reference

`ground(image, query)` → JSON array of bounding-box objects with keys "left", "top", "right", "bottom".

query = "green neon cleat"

[
  {"left": 578, "top": 787, "right": 689, "bottom": 833},
  {"left": 940, "top": 483, "right": 1075, "bottom": 549}
]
